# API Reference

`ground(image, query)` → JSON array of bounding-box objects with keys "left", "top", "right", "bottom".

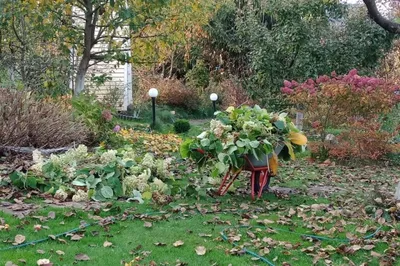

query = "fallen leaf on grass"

[
  {"left": 13, "top": 234, "right": 25, "bottom": 245},
  {"left": 36, "top": 259, "right": 53, "bottom": 266},
  {"left": 173, "top": 240, "right": 184, "bottom": 247},
  {"left": 371, "top": 251, "right": 382, "bottom": 257},
  {"left": 5, "top": 262, "right": 17, "bottom": 266},
  {"left": 34, "top": 224, "right": 42, "bottom": 231},
  {"left": 37, "top": 250, "right": 45, "bottom": 254},
  {"left": 103, "top": 241, "right": 113, "bottom": 247},
  {"left": 55, "top": 250, "right": 65, "bottom": 255},
  {"left": 18, "top": 259, "right": 26, "bottom": 264},
  {"left": 195, "top": 246, "right": 206, "bottom": 255},
  {"left": 363, "top": 245, "right": 375, "bottom": 250},
  {"left": 58, "top": 238, "right": 67, "bottom": 244},
  {"left": 70, "top": 234, "right": 83, "bottom": 241},
  {"left": 198, "top": 233, "right": 212, "bottom": 237},
  {"left": 75, "top": 254, "right": 90, "bottom": 261},
  {"left": 48, "top": 211, "right": 56, "bottom": 219},
  {"left": 143, "top": 222, "right": 152, "bottom": 228},
  {"left": 154, "top": 242, "right": 166, "bottom": 246}
]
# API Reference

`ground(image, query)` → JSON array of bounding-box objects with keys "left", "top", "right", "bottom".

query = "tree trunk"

[
  {"left": 74, "top": 56, "right": 90, "bottom": 95},
  {"left": 363, "top": 0, "right": 400, "bottom": 34},
  {"left": 169, "top": 49, "right": 175, "bottom": 79}
]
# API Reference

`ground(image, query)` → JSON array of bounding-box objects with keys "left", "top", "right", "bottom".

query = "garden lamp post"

[
  {"left": 210, "top": 93, "right": 218, "bottom": 115},
  {"left": 148, "top": 88, "right": 159, "bottom": 128}
]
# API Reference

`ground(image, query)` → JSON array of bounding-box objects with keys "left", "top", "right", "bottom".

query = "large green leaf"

[
  {"left": 100, "top": 186, "right": 114, "bottom": 199},
  {"left": 179, "top": 139, "right": 192, "bottom": 158}
]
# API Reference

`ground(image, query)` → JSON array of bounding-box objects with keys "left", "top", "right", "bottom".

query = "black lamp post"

[
  {"left": 148, "top": 88, "right": 159, "bottom": 128},
  {"left": 210, "top": 93, "right": 218, "bottom": 115}
]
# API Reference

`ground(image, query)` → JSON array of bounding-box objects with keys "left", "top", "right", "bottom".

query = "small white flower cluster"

[
  {"left": 123, "top": 168, "right": 151, "bottom": 195},
  {"left": 54, "top": 188, "right": 68, "bottom": 201},
  {"left": 72, "top": 189, "right": 89, "bottom": 202},
  {"left": 210, "top": 119, "right": 232, "bottom": 138},
  {"left": 151, "top": 177, "right": 168, "bottom": 193},
  {"left": 154, "top": 157, "right": 173, "bottom": 180},
  {"left": 100, "top": 149, "right": 117, "bottom": 164},
  {"left": 141, "top": 153, "right": 155, "bottom": 169},
  {"left": 122, "top": 148, "right": 136, "bottom": 162},
  {"left": 31, "top": 145, "right": 89, "bottom": 175},
  {"left": 30, "top": 150, "right": 45, "bottom": 173}
]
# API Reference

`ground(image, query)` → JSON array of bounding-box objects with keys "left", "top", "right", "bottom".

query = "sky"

[{"left": 343, "top": 0, "right": 390, "bottom": 14}]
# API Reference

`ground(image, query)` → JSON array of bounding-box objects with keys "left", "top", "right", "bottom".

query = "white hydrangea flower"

[
  {"left": 30, "top": 162, "right": 44, "bottom": 174},
  {"left": 32, "top": 150, "right": 43, "bottom": 164},
  {"left": 123, "top": 175, "right": 138, "bottom": 195},
  {"left": 54, "top": 188, "right": 68, "bottom": 201},
  {"left": 129, "top": 165, "right": 143, "bottom": 175},
  {"left": 152, "top": 177, "right": 168, "bottom": 193},
  {"left": 100, "top": 150, "right": 117, "bottom": 164},
  {"left": 141, "top": 153, "right": 154, "bottom": 169},
  {"left": 72, "top": 189, "right": 89, "bottom": 202},
  {"left": 66, "top": 166, "right": 76, "bottom": 179},
  {"left": 122, "top": 149, "right": 136, "bottom": 162},
  {"left": 138, "top": 168, "right": 151, "bottom": 181},
  {"left": 155, "top": 159, "right": 172, "bottom": 180},
  {"left": 137, "top": 182, "right": 150, "bottom": 193},
  {"left": 49, "top": 154, "right": 62, "bottom": 166}
]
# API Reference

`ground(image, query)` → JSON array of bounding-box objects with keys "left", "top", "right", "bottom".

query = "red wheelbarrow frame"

[
  {"left": 194, "top": 142, "right": 284, "bottom": 200},
  {"left": 217, "top": 156, "right": 271, "bottom": 200}
]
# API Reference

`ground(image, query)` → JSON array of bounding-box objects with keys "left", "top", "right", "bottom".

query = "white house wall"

[{"left": 70, "top": 6, "right": 133, "bottom": 111}]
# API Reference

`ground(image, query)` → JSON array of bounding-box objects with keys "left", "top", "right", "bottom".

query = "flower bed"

[{"left": 9, "top": 145, "right": 175, "bottom": 203}]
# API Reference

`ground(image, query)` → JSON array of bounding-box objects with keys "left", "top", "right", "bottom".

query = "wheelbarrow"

[{"left": 195, "top": 142, "right": 285, "bottom": 200}]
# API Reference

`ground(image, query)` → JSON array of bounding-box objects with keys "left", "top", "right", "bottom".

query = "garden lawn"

[{"left": 1, "top": 159, "right": 399, "bottom": 266}]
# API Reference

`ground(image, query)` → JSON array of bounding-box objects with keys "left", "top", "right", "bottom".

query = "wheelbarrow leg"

[
  {"left": 250, "top": 171, "right": 256, "bottom": 200},
  {"left": 257, "top": 171, "right": 269, "bottom": 198},
  {"left": 217, "top": 169, "right": 241, "bottom": 196}
]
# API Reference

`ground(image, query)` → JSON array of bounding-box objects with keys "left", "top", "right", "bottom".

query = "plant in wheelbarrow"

[{"left": 180, "top": 105, "right": 307, "bottom": 198}]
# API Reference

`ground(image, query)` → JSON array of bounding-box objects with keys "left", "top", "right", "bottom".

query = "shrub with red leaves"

[{"left": 282, "top": 69, "right": 400, "bottom": 160}]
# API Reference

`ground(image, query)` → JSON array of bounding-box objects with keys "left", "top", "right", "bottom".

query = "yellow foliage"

[
  {"left": 119, "top": 129, "right": 182, "bottom": 155},
  {"left": 268, "top": 153, "right": 278, "bottom": 176},
  {"left": 288, "top": 132, "right": 308, "bottom": 146}
]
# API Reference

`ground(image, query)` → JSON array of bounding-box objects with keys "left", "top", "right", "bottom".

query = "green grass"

[
  {"left": 1, "top": 159, "right": 399, "bottom": 266},
  {"left": 1, "top": 191, "right": 396, "bottom": 266}
]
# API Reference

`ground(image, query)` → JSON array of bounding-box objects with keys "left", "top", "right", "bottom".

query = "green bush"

[
  {"left": 174, "top": 119, "right": 191, "bottom": 133},
  {"left": 71, "top": 94, "right": 120, "bottom": 145}
]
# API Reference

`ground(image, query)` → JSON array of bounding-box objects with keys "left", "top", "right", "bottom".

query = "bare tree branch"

[{"left": 363, "top": 0, "right": 400, "bottom": 34}]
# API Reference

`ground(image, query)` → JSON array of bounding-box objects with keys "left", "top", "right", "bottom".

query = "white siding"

[{"left": 70, "top": 7, "right": 133, "bottom": 111}]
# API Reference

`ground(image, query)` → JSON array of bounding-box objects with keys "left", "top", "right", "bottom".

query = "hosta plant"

[{"left": 180, "top": 105, "right": 307, "bottom": 176}]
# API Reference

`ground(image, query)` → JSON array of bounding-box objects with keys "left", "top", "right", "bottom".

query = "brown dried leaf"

[
  {"left": 47, "top": 211, "right": 56, "bottom": 220},
  {"left": 144, "top": 222, "right": 152, "bottom": 228},
  {"left": 363, "top": 245, "right": 375, "bottom": 251},
  {"left": 371, "top": 251, "right": 382, "bottom": 257},
  {"left": 70, "top": 234, "right": 83, "bottom": 241},
  {"left": 13, "top": 234, "right": 25, "bottom": 245},
  {"left": 75, "top": 254, "right": 90, "bottom": 261}
]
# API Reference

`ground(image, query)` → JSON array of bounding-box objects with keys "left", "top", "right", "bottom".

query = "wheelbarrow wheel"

[{"left": 254, "top": 171, "right": 271, "bottom": 193}]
